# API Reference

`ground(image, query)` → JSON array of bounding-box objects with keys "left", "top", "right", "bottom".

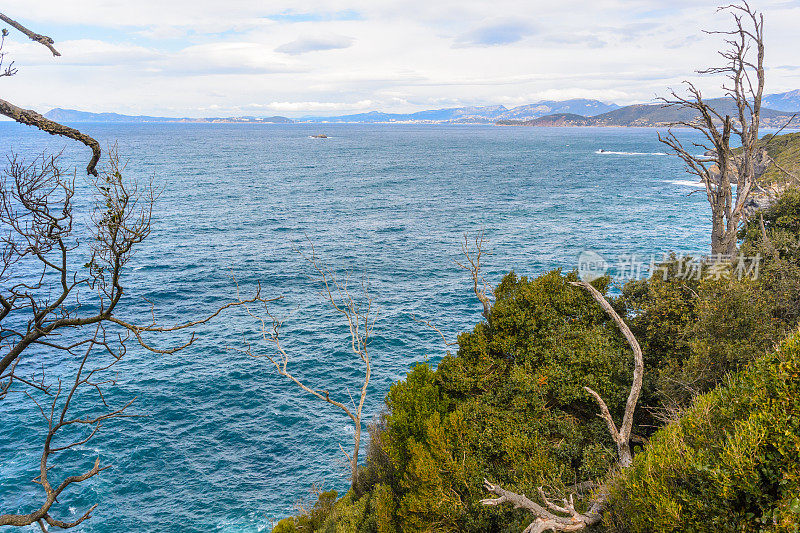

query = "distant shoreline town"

[{"left": 41, "top": 89, "right": 800, "bottom": 128}]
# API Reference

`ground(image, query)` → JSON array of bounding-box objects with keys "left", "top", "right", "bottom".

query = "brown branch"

[
  {"left": 0, "top": 13, "right": 60, "bottom": 56},
  {"left": 0, "top": 99, "right": 101, "bottom": 176}
]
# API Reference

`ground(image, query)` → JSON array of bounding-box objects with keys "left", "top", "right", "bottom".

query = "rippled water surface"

[{"left": 0, "top": 123, "right": 711, "bottom": 531}]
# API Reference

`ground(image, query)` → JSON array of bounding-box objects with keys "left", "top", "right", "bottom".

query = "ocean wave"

[
  {"left": 665, "top": 179, "right": 705, "bottom": 188},
  {"left": 595, "top": 150, "right": 668, "bottom": 156}
]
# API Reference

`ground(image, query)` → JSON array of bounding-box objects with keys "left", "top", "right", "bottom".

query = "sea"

[{"left": 0, "top": 122, "right": 713, "bottom": 531}]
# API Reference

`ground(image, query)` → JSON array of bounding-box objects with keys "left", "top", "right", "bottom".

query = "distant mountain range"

[
  {"left": 43, "top": 108, "right": 293, "bottom": 124},
  {"left": 300, "top": 99, "right": 621, "bottom": 123},
  {"left": 42, "top": 99, "right": 618, "bottom": 125},
  {"left": 500, "top": 96, "right": 799, "bottom": 128},
  {"left": 41, "top": 91, "right": 798, "bottom": 126}
]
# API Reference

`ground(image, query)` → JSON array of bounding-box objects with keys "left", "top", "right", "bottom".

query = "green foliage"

[
  {"left": 741, "top": 187, "right": 800, "bottom": 326},
  {"left": 273, "top": 490, "right": 338, "bottom": 533},
  {"left": 276, "top": 270, "right": 637, "bottom": 532},
  {"left": 605, "top": 331, "right": 800, "bottom": 533},
  {"left": 624, "top": 271, "right": 783, "bottom": 409},
  {"left": 621, "top": 191, "right": 800, "bottom": 410},
  {"left": 274, "top": 188, "right": 800, "bottom": 533},
  {"left": 752, "top": 132, "right": 800, "bottom": 187}
]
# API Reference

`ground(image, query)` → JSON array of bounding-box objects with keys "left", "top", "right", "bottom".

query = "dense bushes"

[
  {"left": 273, "top": 271, "right": 638, "bottom": 532},
  {"left": 605, "top": 331, "right": 800, "bottom": 532},
  {"left": 621, "top": 189, "right": 800, "bottom": 411},
  {"left": 274, "top": 190, "right": 800, "bottom": 533}
]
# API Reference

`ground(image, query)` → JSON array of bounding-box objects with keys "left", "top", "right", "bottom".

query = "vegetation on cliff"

[
  {"left": 273, "top": 184, "right": 800, "bottom": 532},
  {"left": 605, "top": 331, "right": 800, "bottom": 532},
  {"left": 757, "top": 132, "right": 800, "bottom": 186}
]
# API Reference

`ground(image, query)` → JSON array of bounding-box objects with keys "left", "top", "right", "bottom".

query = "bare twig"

[
  {"left": 236, "top": 241, "right": 376, "bottom": 488},
  {"left": 455, "top": 231, "right": 492, "bottom": 320},
  {"left": 410, "top": 313, "right": 458, "bottom": 347}
]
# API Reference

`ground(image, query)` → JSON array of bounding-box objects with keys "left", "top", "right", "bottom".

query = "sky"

[{"left": 1, "top": 0, "right": 799, "bottom": 117}]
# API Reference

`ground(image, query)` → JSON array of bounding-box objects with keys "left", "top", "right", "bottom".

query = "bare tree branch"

[
  {"left": 0, "top": 99, "right": 101, "bottom": 176},
  {"left": 482, "top": 280, "right": 644, "bottom": 532},
  {"left": 235, "top": 240, "right": 376, "bottom": 488},
  {"left": 410, "top": 313, "right": 458, "bottom": 347},
  {"left": 455, "top": 231, "right": 492, "bottom": 320},
  {"left": 0, "top": 13, "right": 101, "bottom": 175},
  {"left": 0, "top": 150, "right": 270, "bottom": 528},
  {"left": 0, "top": 13, "right": 60, "bottom": 56}
]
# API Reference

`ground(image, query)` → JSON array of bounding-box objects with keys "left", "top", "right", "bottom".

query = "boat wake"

[{"left": 596, "top": 150, "right": 668, "bottom": 156}]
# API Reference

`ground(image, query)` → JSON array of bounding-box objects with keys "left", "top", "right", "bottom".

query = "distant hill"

[
  {"left": 42, "top": 93, "right": 797, "bottom": 127},
  {"left": 303, "top": 105, "right": 509, "bottom": 124},
  {"left": 502, "top": 98, "right": 799, "bottom": 128},
  {"left": 497, "top": 113, "right": 595, "bottom": 127},
  {"left": 45, "top": 108, "right": 175, "bottom": 123},
  {"left": 44, "top": 108, "right": 294, "bottom": 124},
  {"left": 763, "top": 90, "right": 800, "bottom": 113}
]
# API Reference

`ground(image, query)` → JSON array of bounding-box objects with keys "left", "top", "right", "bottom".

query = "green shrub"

[
  {"left": 274, "top": 188, "right": 800, "bottom": 532},
  {"left": 277, "top": 270, "right": 640, "bottom": 532},
  {"left": 622, "top": 187, "right": 800, "bottom": 411},
  {"left": 605, "top": 331, "right": 800, "bottom": 533}
]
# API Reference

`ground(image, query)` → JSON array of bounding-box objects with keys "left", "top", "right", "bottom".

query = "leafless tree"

[
  {"left": 456, "top": 231, "right": 493, "bottom": 321},
  {"left": 410, "top": 232, "right": 492, "bottom": 349},
  {"left": 0, "top": 15, "right": 267, "bottom": 530},
  {"left": 235, "top": 241, "right": 376, "bottom": 489},
  {"left": 658, "top": 1, "right": 772, "bottom": 257},
  {"left": 481, "top": 280, "right": 644, "bottom": 533}
]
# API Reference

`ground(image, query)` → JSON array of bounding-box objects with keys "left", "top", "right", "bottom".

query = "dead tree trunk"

[
  {"left": 659, "top": 1, "right": 767, "bottom": 257},
  {"left": 481, "top": 280, "right": 644, "bottom": 532}
]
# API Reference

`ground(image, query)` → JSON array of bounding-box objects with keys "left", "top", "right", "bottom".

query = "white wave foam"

[
  {"left": 665, "top": 179, "right": 705, "bottom": 188},
  {"left": 595, "top": 150, "right": 668, "bottom": 156}
]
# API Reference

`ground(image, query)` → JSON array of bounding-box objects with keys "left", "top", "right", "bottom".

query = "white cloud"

[
  {"left": 275, "top": 35, "right": 354, "bottom": 55},
  {"left": 162, "top": 43, "right": 302, "bottom": 75},
  {"left": 0, "top": 0, "right": 798, "bottom": 116},
  {"left": 260, "top": 100, "right": 375, "bottom": 111},
  {"left": 5, "top": 39, "right": 159, "bottom": 66},
  {"left": 453, "top": 20, "right": 537, "bottom": 47}
]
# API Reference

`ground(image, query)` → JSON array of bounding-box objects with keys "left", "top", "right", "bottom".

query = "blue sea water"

[{"left": 0, "top": 123, "right": 712, "bottom": 531}]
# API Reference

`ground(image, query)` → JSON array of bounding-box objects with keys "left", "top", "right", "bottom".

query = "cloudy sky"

[{"left": 1, "top": 0, "right": 799, "bottom": 117}]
